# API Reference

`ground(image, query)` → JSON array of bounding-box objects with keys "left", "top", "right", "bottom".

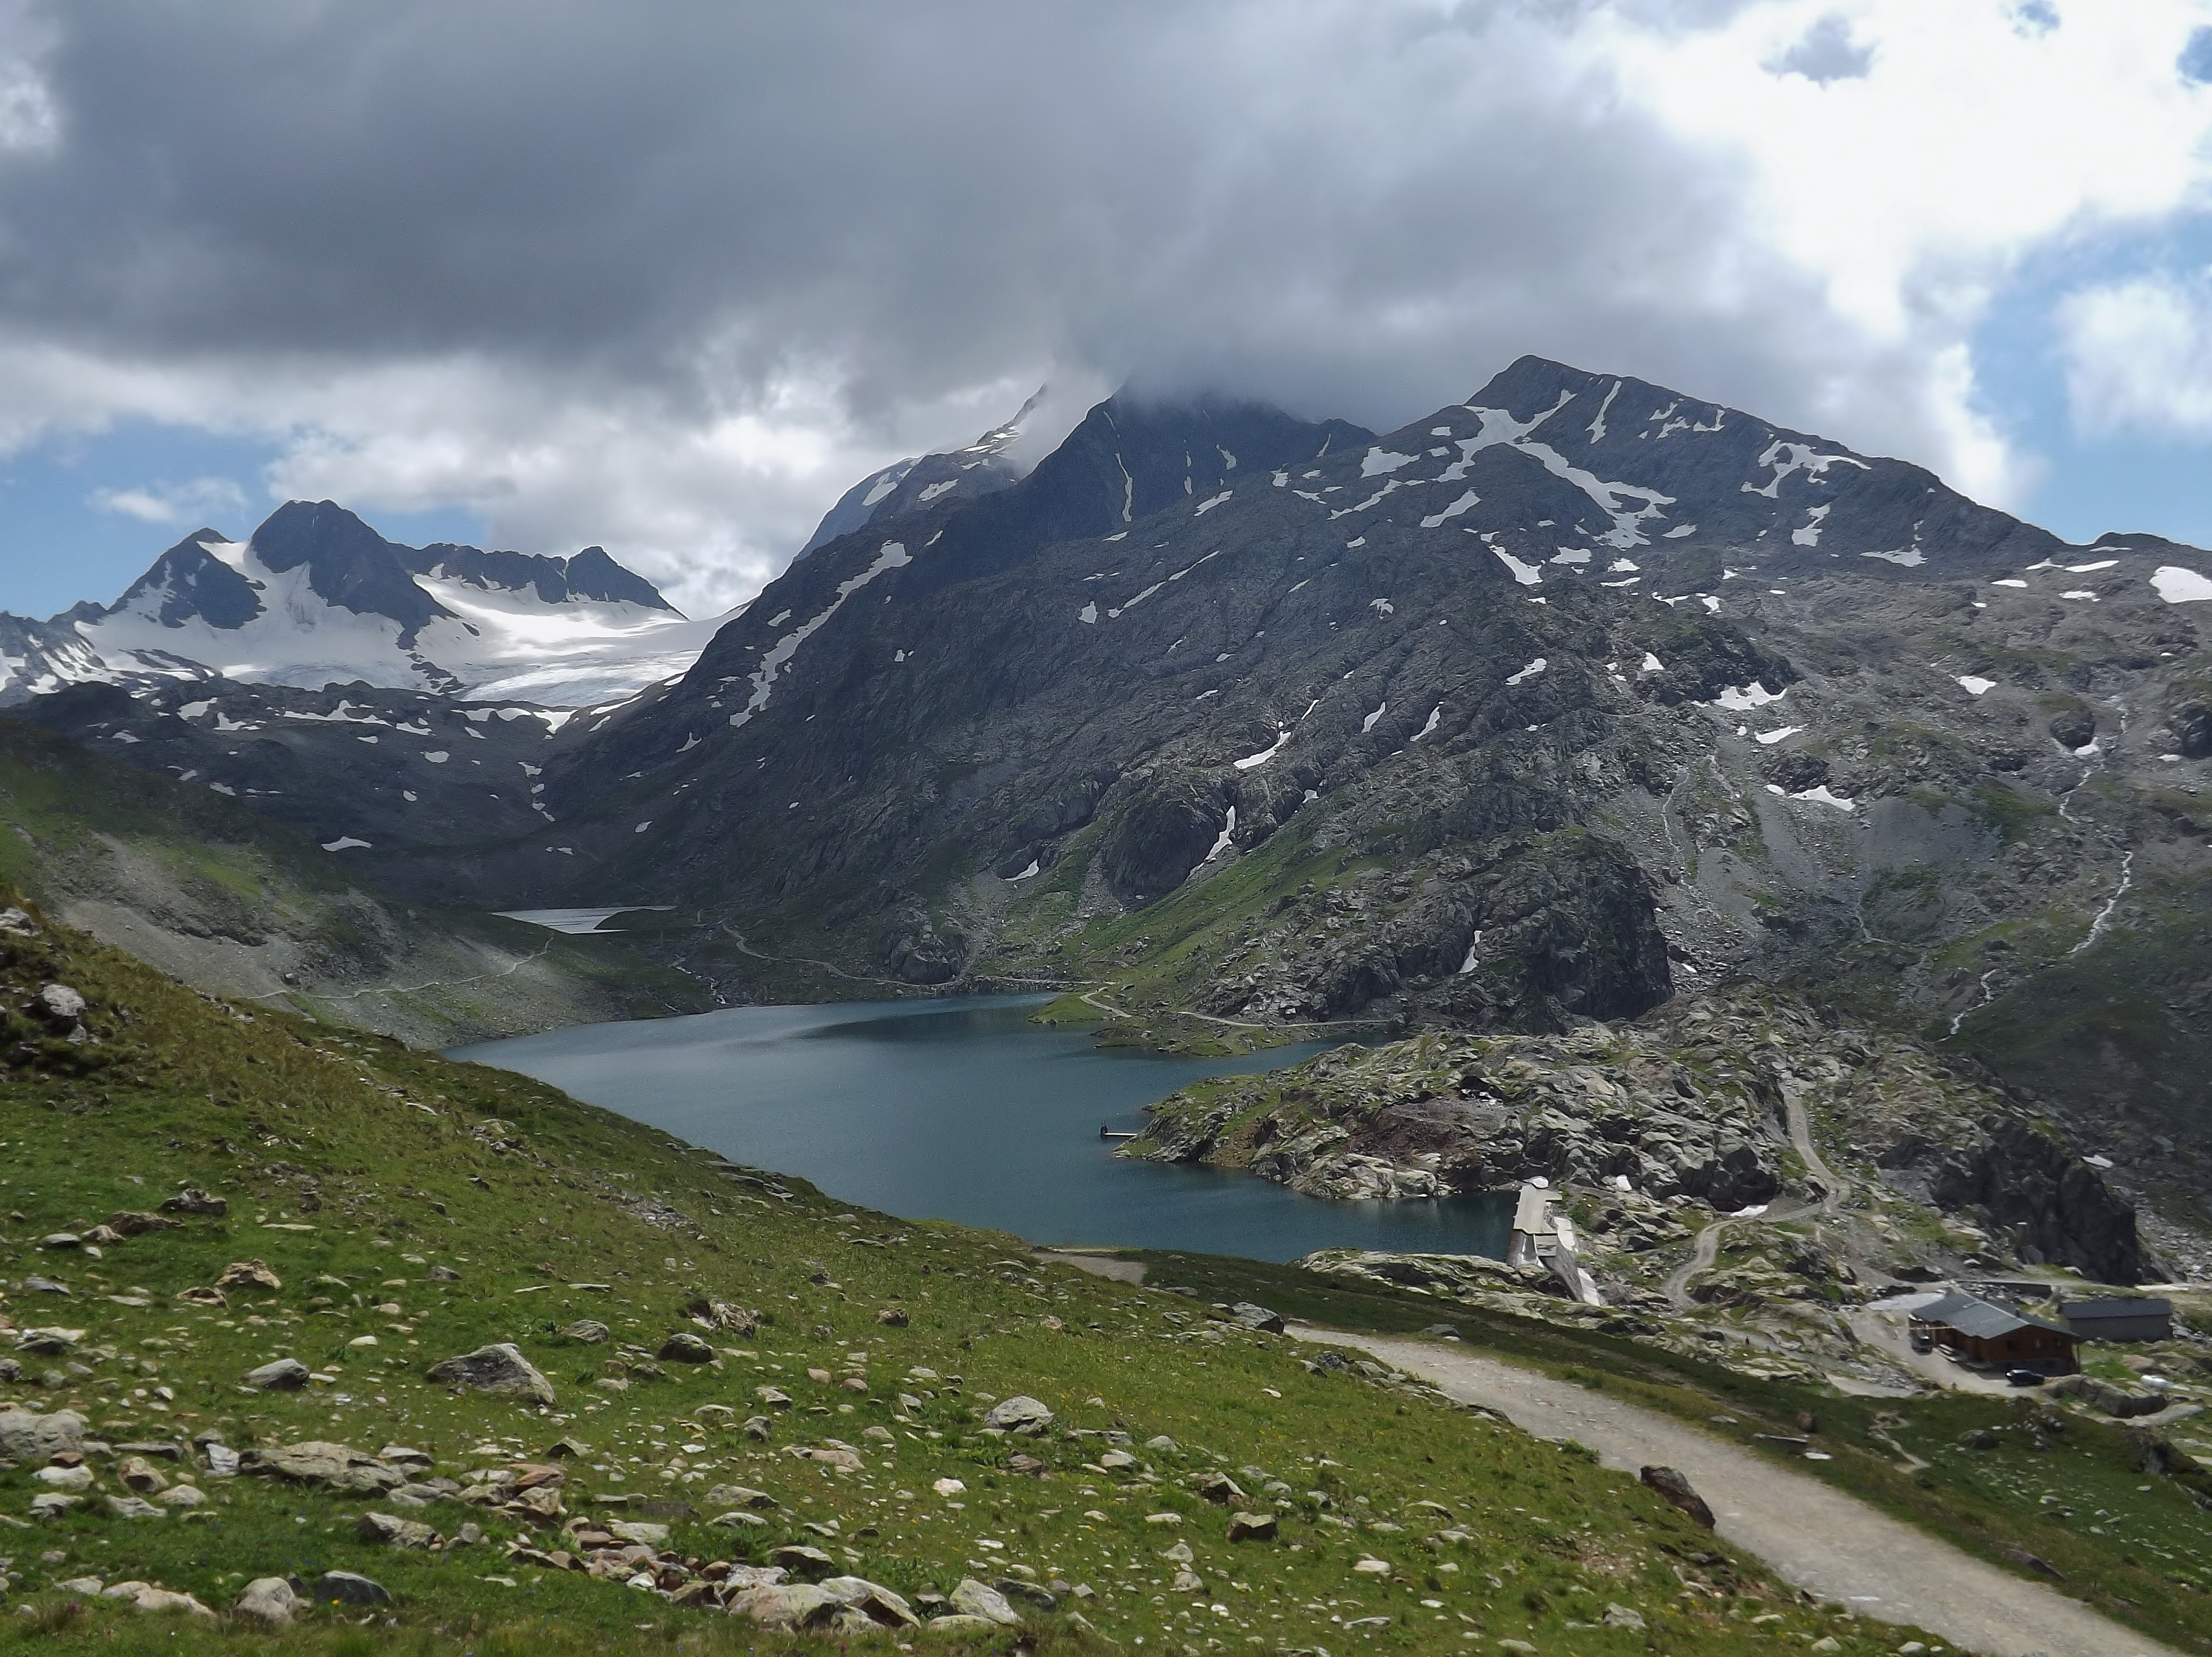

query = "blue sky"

[{"left": 0, "top": 424, "right": 486, "bottom": 618}]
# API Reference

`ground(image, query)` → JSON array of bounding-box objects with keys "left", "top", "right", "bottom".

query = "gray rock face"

[
  {"left": 1639, "top": 1465, "right": 1714, "bottom": 1529},
  {"left": 35, "top": 983, "right": 86, "bottom": 1024},
  {"left": 983, "top": 1394, "right": 1055, "bottom": 1432},
  {"left": 242, "top": 1358, "right": 311, "bottom": 1391},
  {"left": 950, "top": 1577, "right": 1023, "bottom": 1625},
  {"left": 0, "top": 1407, "right": 86, "bottom": 1461},
  {"left": 242, "top": 1441, "right": 406, "bottom": 1493},
  {"left": 424, "top": 1342, "right": 556, "bottom": 1404},
  {"left": 233, "top": 1578, "right": 299, "bottom": 1630},
  {"left": 357, "top": 1511, "right": 438, "bottom": 1548},
  {"left": 657, "top": 1331, "right": 715, "bottom": 1363},
  {"left": 1136, "top": 984, "right": 2149, "bottom": 1281},
  {"left": 312, "top": 1570, "right": 391, "bottom": 1606}
]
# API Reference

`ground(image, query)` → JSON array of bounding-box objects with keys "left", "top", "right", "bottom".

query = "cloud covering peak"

[{"left": 3, "top": 1, "right": 2212, "bottom": 611}]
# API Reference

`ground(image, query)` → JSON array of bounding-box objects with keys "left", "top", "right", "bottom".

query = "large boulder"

[
  {"left": 233, "top": 1578, "right": 300, "bottom": 1630},
  {"left": 724, "top": 1583, "right": 846, "bottom": 1630},
  {"left": 0, "top": 1407, "right": 84, "bottom": 1462},
  {"left": 242, "top": 1441, "right": 406, "bottom": 1493},
  {"left": 1639, "top": 1465, "right": 1714, "bottom": 1529},
  {"left": 243, "top": 1358, "right": 312, "bottom": 1391},
  {"left": 983, "top": 1394, "right": 1055, "bottom": 1432},
  {"left": 424, "top": 1343, "right": 556, "bottom": 1404},
  {"left": 949, "top": 1577, "right": 1022, "bottom": 1626}
]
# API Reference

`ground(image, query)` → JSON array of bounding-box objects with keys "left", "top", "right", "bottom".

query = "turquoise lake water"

[{"left": 450, "top": 994, "right": 1511, "bottom": 1263}]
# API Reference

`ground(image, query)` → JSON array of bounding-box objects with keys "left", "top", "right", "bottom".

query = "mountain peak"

[{"left": 247, "top": 500, "right": 449, "bottom": 631}]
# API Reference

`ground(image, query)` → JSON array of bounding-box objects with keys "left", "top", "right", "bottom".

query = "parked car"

[
  {"left": 1909, "top": 1331, "right": 1934, "bottom": 1354},
  {"left": 2006, "top": 1367, "right": 2046, "bottom": 1387}
]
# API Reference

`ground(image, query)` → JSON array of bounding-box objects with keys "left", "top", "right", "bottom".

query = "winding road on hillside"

[
  {"left": 1664, "top": 1088, "right": 1846, "bottom": 1308},
  {"left": 1292, "top": 1326, "right": 2181, "bottom": 1657}
]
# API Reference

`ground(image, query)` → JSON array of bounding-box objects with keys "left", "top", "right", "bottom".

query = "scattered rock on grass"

[
  {"left": 233, "top": 1577, "right": 299, "bottom": 1630},
  {"left": 243, "top": 1441, "right": 406, "bottom": 1493},
  {"left": 1639, "top": 1465, "right": 1715, "bottom": 1529},
  {"left": 214, "top": 1259, "right": 282, "bottom": 1291},
  {"left": 1227, "top": 1510, "right": 1278, "bottom": 1541},
  {"left": 424, "top": 1342, "right": 556, "bottom": 1404},
  {"left": 561, "top": 1320, "right": 611, "bottom": 1344},
  {"left": 704, "top": 1484, "right": 778, "bottom": 1509},
  {"left": 949, "top": 1577, "right": 1022, "bottom": 1626},
  {"left": 358, "top": 1511, "right": 439, "bottom": 1548},
  {"left": 658, "top": 1331, "right": 715, "bottom": 1363},
  {"left": 242, "top": 1358, "right": 311, "bottom": 1391},
  {"left": 313, "top": 1570, "right": 391, "bottom": 1606},
  {"left": 158, "top": 1188, "right": 226, "bottom": 1217},
  {"left": 984, "top": 1395, "right": 1054, "bottom": 1432},
  {"left": 1, "top": 1408, "right": 86, "bottom": 1461},
  {"left": 767, "top": 1543, "right": 835, "bottom": 1579},
  {"left": 105, "top": 1582, "right": 212, "bottom": 1616}
]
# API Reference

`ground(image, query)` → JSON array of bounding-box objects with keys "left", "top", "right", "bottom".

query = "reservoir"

[{"left": 452, "top": 993, "right": 1511, "bottom": 1263}]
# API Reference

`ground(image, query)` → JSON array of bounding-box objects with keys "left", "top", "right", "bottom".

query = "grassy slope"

[
  {"left": 0, "top": 718, "right": 706, "bottom": 1046},
  {"left": 1125, "top": 1250, "right": 2212, "bottom": 1653},
  {"left": 0, "top": 896, "right": 1918, "bottom": 1655}
]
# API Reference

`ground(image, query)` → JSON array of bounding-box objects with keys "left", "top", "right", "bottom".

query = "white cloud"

[
  {"left": 2058, "top": 271, "right": 2212, "bottom": 438},
  {"left": 88, "top": 474, "right": 246, "bottom": 525}
]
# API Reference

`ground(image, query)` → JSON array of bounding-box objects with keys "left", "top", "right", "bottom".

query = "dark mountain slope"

[{"left": 491, "top": 359, "right": 2212, "bottom": 1213}]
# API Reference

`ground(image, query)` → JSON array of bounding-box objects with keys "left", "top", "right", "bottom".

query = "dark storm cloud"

[
  {"left": 0, "top": 0, "right": 1825, "bottom": 433},
  {"left": 15, "top": 0, "right": 2186, "bottom": 607}
]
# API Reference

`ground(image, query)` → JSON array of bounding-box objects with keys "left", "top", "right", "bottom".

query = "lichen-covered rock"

[
  {"left": 243, "top": 1441, "right": 406, "bottom": 1493},
  {"left": 983, "top": 1394, "right": 1054, "bottom": 1432},
  {"left": 0, "top": 1406, "right": 85, "bottom": 1462},
  {"left": 233, "top": 1578, "right": 299, "bottom": 1629},
  {"left": 425, "top": 1342, "right": 556, "bottom": 1404},
  {"left": 949, "top": 1577, "right": 1022, "bottom": 1625}
]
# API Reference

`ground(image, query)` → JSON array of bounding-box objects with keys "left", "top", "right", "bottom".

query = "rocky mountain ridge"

[
  {"left": 16, "top": 355, "right": 2212, "bottom": 1226},
  {"left": 0, "top": 501, "right": 716, "bottom": 708}
]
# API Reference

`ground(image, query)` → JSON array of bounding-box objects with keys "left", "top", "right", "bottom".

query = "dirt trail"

[
  {"left": 1664, "top": 1087, "right": 1841, "bottom": 1308},
  {"left": 1294, "top": 1326, "right": 2182, "bottom": 1657}
]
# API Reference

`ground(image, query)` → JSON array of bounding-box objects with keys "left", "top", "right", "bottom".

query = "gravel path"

[{"left": 1294, "top": 1326, "right": 2183, "bottom": 1657}]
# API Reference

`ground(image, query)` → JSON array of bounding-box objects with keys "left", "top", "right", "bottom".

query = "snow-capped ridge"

[{"left": 0, "top": 502, "right": 715, "bottom": 708}]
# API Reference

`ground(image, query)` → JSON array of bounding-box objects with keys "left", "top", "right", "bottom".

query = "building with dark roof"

[
  {"left": 2062, "top": 1297, "right": 2173, "bottom": 1344},
  {"left": 1910, "top": 1290, "right": 2079, "bottom": 1374}
]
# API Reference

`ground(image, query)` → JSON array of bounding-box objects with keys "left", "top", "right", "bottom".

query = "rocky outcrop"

[
  {"left": 1916, "top": 1119, "right": 2149, "bottom": 1282},
  {"left": 1128, "top": 988, "right": 1801, "bottom": 1208},
  {"left": 1133, "top": 985, "right": 2148, "bottom": 1280}
]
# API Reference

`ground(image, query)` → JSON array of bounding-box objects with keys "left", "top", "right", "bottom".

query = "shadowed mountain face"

[{"left": 21, "top": 358, "right": 2212, "bottom": 1220}]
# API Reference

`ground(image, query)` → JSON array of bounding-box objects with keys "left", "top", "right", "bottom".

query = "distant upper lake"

[{"left": 450, "top": 994, "right": 1510, "bottom": 1264}]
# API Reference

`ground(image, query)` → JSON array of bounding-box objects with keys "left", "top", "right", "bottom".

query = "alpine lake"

[{"left": 451, "top": 993, "right": 1511, "bottom": 1263}]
